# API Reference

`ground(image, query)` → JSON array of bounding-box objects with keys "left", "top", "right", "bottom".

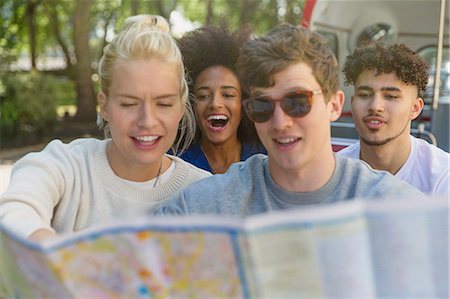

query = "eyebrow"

[
  {"left": 195, "top": 86, "right": 240, "bottom": 92},
  {"left": 251, "top": 86, "right": 308, "bottom": 98},
  {"left": 356, "top": 85, "right": 402, "bottom": 92},
  {"left": 117, "top": 93, "right": 178, "bottom": 100},
  {"left": 117, "top": 93, "right": 140, "bottom": 99}
]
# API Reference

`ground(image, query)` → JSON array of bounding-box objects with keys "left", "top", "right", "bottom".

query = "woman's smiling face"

[
  {"left": 193, "top": 65, "right": 242, "bottom": 145},
  {"left": 98, "top": 58, "right": 184, "bottom": 180}
]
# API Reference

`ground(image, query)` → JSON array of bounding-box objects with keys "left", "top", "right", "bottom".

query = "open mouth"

[
  {"left": 207, "top": 115, "right": 229, "bottom": 128},
  {"left": 133, "top": 135, "right": 160, "bottom": 145},
  {"left": 274, "top": 137, "right": 301, "bottom": 145}
]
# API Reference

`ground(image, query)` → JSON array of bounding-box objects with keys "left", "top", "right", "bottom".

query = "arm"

[{"left": 0, "top": 145, "right": 66, "bottom": 238}]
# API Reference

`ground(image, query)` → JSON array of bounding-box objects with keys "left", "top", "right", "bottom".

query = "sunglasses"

[{"left": 242, "top": 89, "right": 323, "bottom": 123}]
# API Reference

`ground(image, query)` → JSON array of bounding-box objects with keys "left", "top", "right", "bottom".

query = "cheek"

[
  {"left": 228, "top": 101, "right": 242, "bottom": 119},
  {"left": 194, "top": 102, "right": 208, "bottom": 117},
  {"left": 175, "top": 106, "right": 185, "bottom": 124},
  {"left": 351, "top": 102, "right": 366, "bottom": 115},
  {"left": 254, "top": 123, "right": 268, "bottom": 138}
]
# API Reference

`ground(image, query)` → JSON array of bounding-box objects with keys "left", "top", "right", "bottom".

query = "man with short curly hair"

[{"left": 339, "top": 43, "right": 449, "bottom": 196}]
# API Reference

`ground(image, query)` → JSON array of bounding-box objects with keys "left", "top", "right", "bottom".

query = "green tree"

[{"left": 1, "top": 0, "right": 306, "bottom": 135}]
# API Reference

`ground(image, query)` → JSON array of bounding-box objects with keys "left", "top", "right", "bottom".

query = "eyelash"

[
  {"left": 196, "top": 93, "right": 237, "bottom": 100},
  {"left": 120, "top": 103, "right": 137, "bottom": 107},
  {"left": 357, "top": 93, "right": 398, "bottom": 100},
  {"left": 157, "top": 103, "right": 173, "bottom": 107}
]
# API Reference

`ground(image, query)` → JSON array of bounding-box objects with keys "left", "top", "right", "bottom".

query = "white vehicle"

[{"left": 302, "top": 0, "right": 450, "bottom": 152}]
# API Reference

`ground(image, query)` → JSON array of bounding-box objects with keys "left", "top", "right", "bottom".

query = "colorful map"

[{"left": 1, "top": 227, "right": 246, "bottom": 298}]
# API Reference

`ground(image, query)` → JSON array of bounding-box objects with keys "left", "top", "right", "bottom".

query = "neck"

[
  {"left": 201, "top": 138, "right": 242, "bottom": 174},
  {"left": 107, "top": 141, "right": 167, "bottom": 182},
  {"left": 269, "top": 146, "right": 336, "bottom": 192},
  {"left": 360, "top": 135, "right": 411, "bottom": 175}
]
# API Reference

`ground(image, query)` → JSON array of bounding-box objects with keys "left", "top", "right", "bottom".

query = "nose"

[
  {"left": 209, "top": 93, "right": 224, "bottom": 109},
  {"left": 137, "top": 103, "right": 158, "bottom": 128},
  {"left": 368, "top": 93, "right": 385, "bottom": 113},
  {"left": 271, "top": 102, "right": 293, "bottom": 131}
]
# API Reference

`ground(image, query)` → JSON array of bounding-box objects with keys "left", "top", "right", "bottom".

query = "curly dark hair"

[
  {"left": 342, "top": 43, "right": 430, "bottom": 96},
  {"left": 177, "top": 25, "right": 262, "bottom": 149}
]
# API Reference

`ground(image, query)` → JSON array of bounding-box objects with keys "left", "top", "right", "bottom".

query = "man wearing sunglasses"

[
  {"left": 339, "top": 43, "right": 449, "bottom": 196},
  {"left": 154, "top": 25, "right": 424, "bottom": 217}
]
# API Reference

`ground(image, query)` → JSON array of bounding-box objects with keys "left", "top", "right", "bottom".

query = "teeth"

[
  {"left": 369, "top": 120, "right": 382, "bottom": 124},
  {"left": 276, "top": 137, "right": 297, "bottom": 144},
  {"left": 135, "top": 136, "right": 158, "bottom": 142},
  {"left": 208, "top": 115, "right": 228, "bottom": 121}
]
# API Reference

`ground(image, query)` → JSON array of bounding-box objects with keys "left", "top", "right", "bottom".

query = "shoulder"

[
  {"left": 335, "top": 141, "right": 360, "bottom": 158},
  {"left": 410, "top": 136, "right": 450, "bottom": 176},
  {"left": 17, "top": 138, "right": 104, "bottom": 166},
  {"left": 242, "top": 143, "right": 267, "bottom": 159},
  {"left": 177, "top": 144, "right": 211, "bottom": 171},
  {"left": 413, "top": 136, "right": 449, "bottom": 159},
  {"left": 179, "top": 144, "right": 202, "bottom": 160},
  {"left": 335, "top": 155, "right": 423, "bottom": 196},
  {"left": 180, "top": 155, "right": 267, "bottom": 196},
  {"left": 154, "top": 155, "right": 268, "bottom": 215},
  {"left": 169, "top": 155, "right": 211, "bottom": 180}
]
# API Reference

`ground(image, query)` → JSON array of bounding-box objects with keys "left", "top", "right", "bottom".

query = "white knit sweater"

[{"left": 0, "top": 138, "right": 210, "bottom": 238}]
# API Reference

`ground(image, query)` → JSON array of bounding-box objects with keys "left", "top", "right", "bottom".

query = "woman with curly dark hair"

[
  {"left": 177, "top": 25, "right": 265, "bottom": 174},
  {"left": 339, "top": 42, "right": 449, "bottom": 196}
]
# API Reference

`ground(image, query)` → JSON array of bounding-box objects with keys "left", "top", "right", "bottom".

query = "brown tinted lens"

[
  {"left": 282, "top": 91, "right": 311, "bottom": 117},
  {"left": 244, "top": 98, "right": 274, "bottom": 123}
]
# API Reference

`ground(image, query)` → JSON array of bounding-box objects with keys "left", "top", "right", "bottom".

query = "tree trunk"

[
  {"left": 205, "top": 0, "right": 214, "bottom": 25},
  {"left": 131, "top": 0, "right": 140, "bottom": 15},
  {"left": 45, "top": 0, "right": 73, "bottom": 70},
  {"left": 73, "top": 0, "right": 96, "bottom": 123},
  {"left": 155, "top": 0, "right": 169, "bottom": 20},
  {"left": 25, "top": 0, "right": 39, "bottom": 70},
  {"left": 97, "top": 12, "right": 114, "bottom": 63},
  {"left": 240, "top": 0, "right": 257, "bottom": 26}
]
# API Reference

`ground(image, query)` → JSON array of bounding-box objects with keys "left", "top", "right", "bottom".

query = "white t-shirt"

[{"left": 337, "top": 135, "right": 450, "bottom": 196}]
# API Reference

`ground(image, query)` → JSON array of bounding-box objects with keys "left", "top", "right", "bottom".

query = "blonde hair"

[{"left": 97, "top": 14, "right": 195, "bottom": 155}]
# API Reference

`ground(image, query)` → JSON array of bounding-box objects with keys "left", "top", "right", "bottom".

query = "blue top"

[
  {"left": 180, "top": 143, "right": 266, "bottom": 173},
  {"left": 154, "top": 154, "right": 426, "bottom": 217}
]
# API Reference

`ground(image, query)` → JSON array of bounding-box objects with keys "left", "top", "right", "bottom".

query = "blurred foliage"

[
  {"left": 53, "top": 77, "right": 76, "bottom": 106},
  {"left": 0, "top": 0, "right": 305, "bottom": 147},
  {"left": 0, "top": 71, "right": 59, "bottom": 147}
]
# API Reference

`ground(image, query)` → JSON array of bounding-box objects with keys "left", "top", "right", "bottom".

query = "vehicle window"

[
  {"left": 356, "top": 23, "right": 396, "bottom": 47},
  {"left": 317, "top": 30, "right": 338, "bottom": 59},
  {"left": 418, "top": 46, "right": 450, "bottom": 99}
]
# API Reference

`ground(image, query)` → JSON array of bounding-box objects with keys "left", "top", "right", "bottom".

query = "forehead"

[
  {"left": 250, "top": 62, "right": 320, "bottom": 95},
  {"left": 195, "top": 65, "right": 240, "bottom": 88},
  {"left": 355, "top": 70, "right": 413, "bottom": 91},
  {"left": 110, "top": 59, "right": 179, "bottom": 89}
]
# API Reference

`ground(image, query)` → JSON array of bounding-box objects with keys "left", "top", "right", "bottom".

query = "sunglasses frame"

[{"left": 242, "top": 88, "right": 323, "bottom": 123}]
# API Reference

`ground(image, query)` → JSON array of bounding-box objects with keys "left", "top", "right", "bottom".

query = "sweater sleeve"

[{"left": 0, "top": 141, "right": 69, "bottom": 238}]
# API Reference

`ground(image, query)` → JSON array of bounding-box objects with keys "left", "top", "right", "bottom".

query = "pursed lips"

[{"left": 362, "top": 115, "right": 387, "bottom": 129}]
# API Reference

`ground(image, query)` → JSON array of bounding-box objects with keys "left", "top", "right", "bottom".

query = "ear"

[
  {"left": 410, "top": 97, "right": 424, "bottom": 120},
  {"left": 328, "top": 90, "right": 345, "bottom": 122},
  {"left": 97, "top": 91, "right": 109, "bottom": 122}
]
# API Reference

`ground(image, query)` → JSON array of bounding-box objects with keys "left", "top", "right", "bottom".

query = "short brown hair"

[
  {"left": 342, "top": 43, "right": 430, "bottom": 96},
  {"left": 237, "top": 24, "right": 339, "bottom": 101}
]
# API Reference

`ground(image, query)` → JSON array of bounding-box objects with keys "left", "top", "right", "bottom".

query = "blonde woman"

[{"left": 0, "top": 15, "right": 210, "bottom": 241}]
